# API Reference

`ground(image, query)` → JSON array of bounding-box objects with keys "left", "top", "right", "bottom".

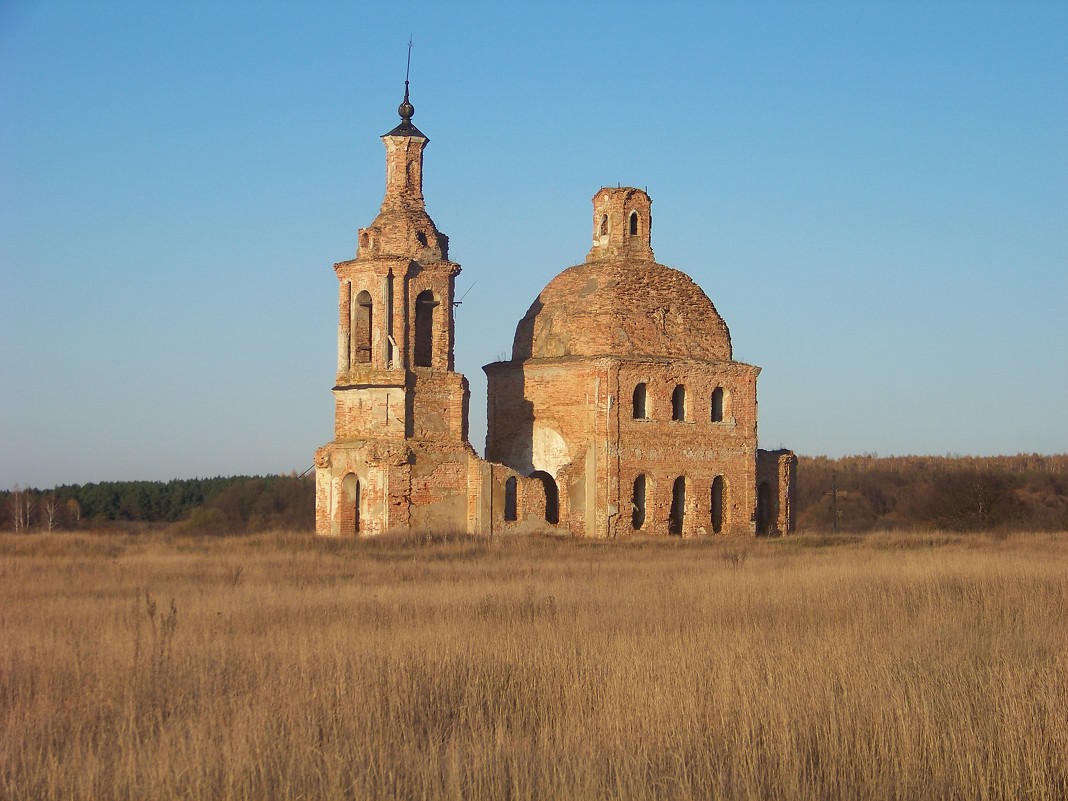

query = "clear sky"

[{"left": 2, "top": 1, "right": 1066, "bottom": 490}]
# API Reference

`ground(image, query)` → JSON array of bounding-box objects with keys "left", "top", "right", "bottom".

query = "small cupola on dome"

[
  {"left": 510, "top": 187, "right": 731, "bottom": 362},
  {"left": 588, "top": 187, "right": 653, "bottom": 262}
]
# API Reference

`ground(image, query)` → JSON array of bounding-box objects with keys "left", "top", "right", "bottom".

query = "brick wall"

[{"left": 316, "top": 125, "right": 796, "bottom": 540}]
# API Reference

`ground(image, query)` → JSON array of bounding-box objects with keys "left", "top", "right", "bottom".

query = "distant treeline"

[
  {"left": 796, "top": 454, "right": 1068, "bottom": 532},
  {"left": 1, "top": 475, "right": 314, "bottom": 533},
  {"left": 4, "top": 454, "right": 1067, "bottom": 534}
]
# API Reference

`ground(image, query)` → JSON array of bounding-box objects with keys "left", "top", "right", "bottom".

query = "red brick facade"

[{"left": 315, "top": 93, "right": 794, "bottom": 538}]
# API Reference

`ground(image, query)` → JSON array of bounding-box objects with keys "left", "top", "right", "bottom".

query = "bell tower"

[{"left": 315, "top": 71, "right": 474, "bottom": 537}]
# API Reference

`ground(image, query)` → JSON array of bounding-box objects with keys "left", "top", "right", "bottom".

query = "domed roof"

[{"left": 512, "top": 258, "right": 733, "bottom": 362}]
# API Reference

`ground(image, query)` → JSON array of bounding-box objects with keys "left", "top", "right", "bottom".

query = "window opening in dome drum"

[
  {"left": 504, "top": 477, "right": 517, "bottom": 522},
  {"left": 632, "top": 383, "right": 648, "bottom": 419},
  {"left": 631, "top": 475, "right": 646, "bottom": 530},
  {"left": 672, "top": 385, "right": 687, "bottom": 421},
  {"left": 414, "top": 290, "right": 436, "bottom": 367},
  {"left": 711, "top": 387, "right": 724, "bottom": 422},
  {"left": 600, "top": 215, "right": 608, "bottom": 236},
  {"left": 711, "top": 475, "right": 724, "bottom": 533},
  {"left": 354, "top": 290, "right": 373, "bottom": 365},
  {"left": 669, "top": 477, "right": 686, "bottom": 535},
  {"left": 629, "top": 212, "right": 638, "bottom": 236}
]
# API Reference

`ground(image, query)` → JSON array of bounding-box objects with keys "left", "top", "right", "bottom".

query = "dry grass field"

[{"left": 2, "top": 529, "right": 1066, "bottom": 800}]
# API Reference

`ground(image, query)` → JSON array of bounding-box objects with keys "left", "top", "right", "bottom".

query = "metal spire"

[
  {"left": 398, "top": 37, "right": 415, "bottom": 124},
  {"left": 385, "top": 37, "right": 425, "bottom": 138}
]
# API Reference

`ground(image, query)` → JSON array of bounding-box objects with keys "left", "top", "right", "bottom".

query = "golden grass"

[{"left": 2, "top": 530, "right": 1066, "bottom": 800}]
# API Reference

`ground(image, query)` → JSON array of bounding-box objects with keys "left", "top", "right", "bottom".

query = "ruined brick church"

[{"left": 314, "top": 85, "right": 795, "bottom": 538}]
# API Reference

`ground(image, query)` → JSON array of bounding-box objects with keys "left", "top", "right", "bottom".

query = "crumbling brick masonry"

[{"left": 315, "top": 89, "right": 794, "bottom": 538}]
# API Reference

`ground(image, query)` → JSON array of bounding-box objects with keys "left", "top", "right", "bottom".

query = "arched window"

[
  {"left": 711, "top": 475, "right": 724, "bottom": 534},
  {"left": 672, "top": 384, "right": 687, "bottom": 421},
  {"left": 414, "top": 290, "right": 436, "bottom": 367},
  {"left": 629, "top": 211, "right": 639, "bottom": 236},
  {"left": 530, "top": 471, "right": 559, "bottom": 524},
  {"left": 353, "top": 290, "right": 373, "bottom": 365},
  {"left": 504, "top": 477, "right": 517, "bottom": 522},
  {"left": 631, "top": 475, "right": 646, "bottom": 530},
  {"left": 342, "top": 473, "right": 361, "bottom": 535},
  {"left": 359, "top": 232, "right": 370, "bottom": 251},
  {"left": 632, "top": 383, "right": 648, "bottom": 419},
  {"left": 711, "top": 387, "right": 724, "bottom": 422},
  {"left": 599, "top": 215, "right": 608, "bottom": 236},
  {"left": 669, "top": 476, "right": 686, "bottom": 535}
]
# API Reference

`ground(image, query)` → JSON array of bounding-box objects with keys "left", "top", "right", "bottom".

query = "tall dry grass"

[{"left": 1, "top": 530, "right": 1066, "bottom": 800}]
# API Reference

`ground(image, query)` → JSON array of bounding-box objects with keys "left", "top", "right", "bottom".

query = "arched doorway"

[
  {"left": 711, "top": 475, "right": 724, "bottom": 534},
  {"left": 756, "top": 481, "right": 773, "bottom": 536},
  {"left": 341, "top": 473, "right": 360, "bottom": 535},
  {"left": 669, "top": 476, "right": 685, "bottom": 535},
  {"left": 530, "top": 471, "right": 559, "bottom": 524},
  {"left": 504, "top": 477, "right": 517, "bottom": 522},
  {"left": 631, "top": 474, "right": 646, "bottom": 530}
]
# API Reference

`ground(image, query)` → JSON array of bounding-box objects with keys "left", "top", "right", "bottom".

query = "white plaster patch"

[{"left": 531, "top": 424, "right": 570, "bottom": 479}]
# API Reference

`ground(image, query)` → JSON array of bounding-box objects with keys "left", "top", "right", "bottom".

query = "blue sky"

[{"left": 2, "top": 1, "right": 1066, "bottom": 489}]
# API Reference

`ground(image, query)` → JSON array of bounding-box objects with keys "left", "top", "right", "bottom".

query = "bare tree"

[
  {"left": 42, "top": 495, "right": 60, "bottom": 532},
  {"left": 12, "top": 486, "right": 21, "bottom": 532},
  {"left": 12, "top": 486, "right": 35, "bottom": 532}
]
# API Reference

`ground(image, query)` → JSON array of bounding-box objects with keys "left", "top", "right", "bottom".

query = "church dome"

[{"left": 511, "top": 257, "right": 733, "bottom": 362}]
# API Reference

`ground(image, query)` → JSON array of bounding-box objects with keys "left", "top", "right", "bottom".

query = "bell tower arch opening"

[
  {"left": 414, "top": 290, "right": 437, "bottom": 367},
  {"left": 353, "top": 290, "right": 373, "bottom": 365}
]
